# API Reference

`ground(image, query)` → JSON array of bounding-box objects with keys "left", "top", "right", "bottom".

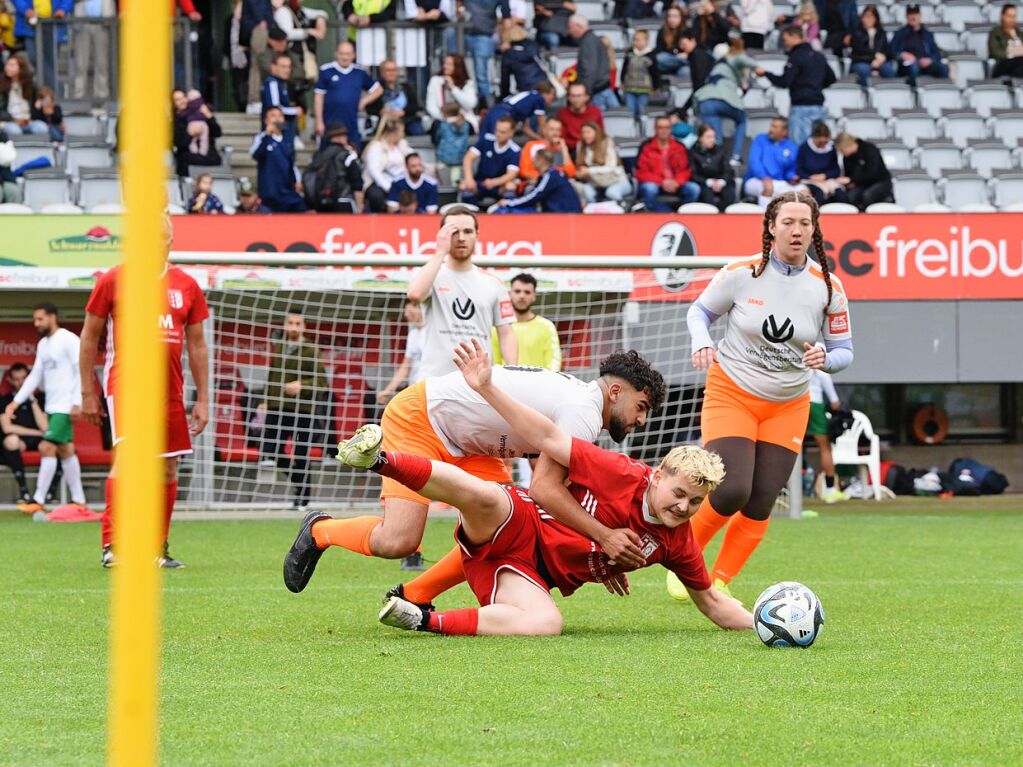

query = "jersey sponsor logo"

[
  {"left": 640, "top": 533, "right": 660, "bottom": 558},
  {"left": 168, "top": 289, "right": 184, "bottom": 309},
  {"left": 762, "top": 314, "right": 794, "bottom": 344},
  {"left": 499, "top": 300, "right": 513, "bottom": 318},
  {"left": 828, "top": 311, "right": 849, "bottom": 334},
  {"left": 158, "top": 313, "right": 174, "bottom": 330},
  {"left": 649, "top": 222, "right": 697, "bottom": 293},
  {"left": 452, "top": 297, "right": 476, "bottom": 320}
]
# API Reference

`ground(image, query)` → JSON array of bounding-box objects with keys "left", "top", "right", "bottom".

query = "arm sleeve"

[
  {"left": 765, "top": 61, "right": 793, "bottom": 88},
  {"left": 274, "top": 6, "right": 308, "bottom": 40},
  {"left": 84, "top": 271, "right": 115, "bottom": 319},
  {"left": 13, "top": 350, "right": 43, "bottom": 405},
  {"left": 686, "top": 300, "right": 720, "bottom": 353},
  {"left": 314, "top": 69, "right": 328, "bottom": 94},
  {"left": 823, "top": 340, "right": 853, "bottom": 374}
]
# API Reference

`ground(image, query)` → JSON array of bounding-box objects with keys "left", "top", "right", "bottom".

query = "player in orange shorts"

[{"left": 667, "top": 191, "right": 854, "bottom": 601}]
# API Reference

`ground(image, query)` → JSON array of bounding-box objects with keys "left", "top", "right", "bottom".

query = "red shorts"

[
  {"left": 108, "top": 396, "right": 192, "bottom": 458},
  {"left": 456, "top": 484, "right": 551, "bottom": 607}
]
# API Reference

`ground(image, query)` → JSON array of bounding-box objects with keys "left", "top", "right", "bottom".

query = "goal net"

[{"left": 172, "top": 256, "right": 734, "bottom": 513}]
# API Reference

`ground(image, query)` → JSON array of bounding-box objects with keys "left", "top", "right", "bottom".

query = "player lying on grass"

[{"left": 320, "top": 340, "right": 752, "bottom": 636}]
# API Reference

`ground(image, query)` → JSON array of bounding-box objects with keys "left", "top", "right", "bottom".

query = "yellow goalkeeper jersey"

[{"left": 492, "top": 315, "right": 562, "bottom": 371}]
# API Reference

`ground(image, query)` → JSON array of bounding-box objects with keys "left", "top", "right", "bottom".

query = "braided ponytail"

[
  {"left": 752, "top": 196, "right": 782, "bottom": 279},
  {"left": 810, "top": 209, "right": 833, "bottom": 315}
]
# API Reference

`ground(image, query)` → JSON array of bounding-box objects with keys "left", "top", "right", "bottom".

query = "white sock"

[
  {"left": 61, "top": 455, "right": 86, "bottom": 504},
  {"left": 34, "top": 456, "right": 58, "bottom": 505}
]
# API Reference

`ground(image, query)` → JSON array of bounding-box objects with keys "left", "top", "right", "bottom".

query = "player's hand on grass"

[
  {"left": 190, "top": 401, "right": 209, "bottom": 436},
  {"left": 599, "top": 527, "right": 646, "bottom": 568},
  {"left": 82, "top": 393, "right": 103, "bottom": 427},
  {"left": 603, "top": 572, "right": 630, "bottom": 596},
  {"left": 453, "top": 338, "right": 492, "bottom": 391},
  {"left": 691, "top": 346, "right": 717, "bottom": 370},
  {"left": 802, "top": 343, "right": 826, "bottom": 370}
]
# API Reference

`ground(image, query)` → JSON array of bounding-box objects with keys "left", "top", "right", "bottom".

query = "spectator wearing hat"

[
  {"left": 237, "top": 177, "right": 272, "bottom": 213},
  {"left": 888, "top": 4, "right": 949, "bottom": 85},
  {"left": 304, "top": 123, "right": 364, "bottom": 213},
  {"left": 251, "top": 105, "right": 308, "bottom": 212},
  {"left": 387, "top": 153, "right": 439, "bottom": 213}
]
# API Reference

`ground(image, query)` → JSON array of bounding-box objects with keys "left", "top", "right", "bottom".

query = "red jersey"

[
  {"left": 536, "top": 438, "right": 712, "bottom": 596},
  {"left": 85, "top": 265, "right": 209, "bottom": 402}
]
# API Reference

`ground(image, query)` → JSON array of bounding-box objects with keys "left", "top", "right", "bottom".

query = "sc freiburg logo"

[
  {"left": 762, "top": 314, "right": 794, "bottom": 343},
  {"left": 452, "top": 297, "right": 476, "bottom": 320}
]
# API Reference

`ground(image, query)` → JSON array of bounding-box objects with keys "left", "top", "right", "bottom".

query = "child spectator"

[
  {"left": 621, "top": 28, "right": 658, "bottom": 122},
  {"left": 179, "top": 88, "right": 211, "bottom": 156},
  {"left": 188, "top": 174, "right": 226, "bottom": 214},
  {"left": 31, "top": 87, "right": 64, "bottom": 143},
  {"left": 435, "top": 101, "right": 470, "bottom": 185}
]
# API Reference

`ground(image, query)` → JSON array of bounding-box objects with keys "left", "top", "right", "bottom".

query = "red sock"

[
  {"left": 101, "top": 476, "right": 115, "bottom": 547},
  {"left": 164, "top": 481, "right": 178, "bottom": 542},
  {"left": 374, "top": 451, "right": 432, "bottom": 492},
  {"left": 426, "top": 608, "right": 479, "bottom": 636}
]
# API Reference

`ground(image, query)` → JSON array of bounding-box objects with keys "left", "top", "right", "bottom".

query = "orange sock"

[
  {"left": 688, "top": 498, "right": 731, "bottom": 549},
  {"left": 403, "top": 545, "right": 465, "bottom": 604},
  {"left": 311, "top": 516, "right": 382, "bottom": 557},
  {"left": 711, "top": 514, "right": 770, "bottom": 584}
]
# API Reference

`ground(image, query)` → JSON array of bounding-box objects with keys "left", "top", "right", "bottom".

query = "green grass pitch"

[{"left": 1, "top": 497, "right": 1020, "bottom": 766}]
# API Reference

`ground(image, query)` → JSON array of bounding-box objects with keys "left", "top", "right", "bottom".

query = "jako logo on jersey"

[
  {"left": 640, "top": 533, "right": 660, "bottom": 558},
  {"left": 452, "top": 297, "right": 475, "bottom": 320},
  {"left": 762, "top": 314, "right": 794, "bottom": 343},
  {"left": 649, "top": 222, "right": 697, "bottom": 293},
  {"left": 158, "top": 314, "right": 174, "bottom": 330},
  {"left": 168, "top": 289, "right": 183, "bottom": 309}
]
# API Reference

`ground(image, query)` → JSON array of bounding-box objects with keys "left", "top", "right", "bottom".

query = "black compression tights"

[{"left": 704, "top": 437, "right": 800, "bottom": 522}]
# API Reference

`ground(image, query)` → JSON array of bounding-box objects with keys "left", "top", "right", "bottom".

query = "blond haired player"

[
  {"left": 326, "top": 339, "right": 751, "bottom": 637},
  {"left": 667, "top": 191, "right": 854, "bottom": 603}
]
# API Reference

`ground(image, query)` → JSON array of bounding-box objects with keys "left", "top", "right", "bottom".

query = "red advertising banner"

[{"left": 171, "top": 213, "right": 1023, "bottom": 301}]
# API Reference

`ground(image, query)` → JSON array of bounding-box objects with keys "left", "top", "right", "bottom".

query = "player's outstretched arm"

[
  {"left": 688, "top": 585, "right": 754, "bottom": 631},
  {"left": 453, "top": 339, "right": 571, "bottom": 466}
]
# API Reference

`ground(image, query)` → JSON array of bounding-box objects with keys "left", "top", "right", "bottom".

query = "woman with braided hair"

[{"left": 667, "top": 191, "right": 854, "bottom": 602}]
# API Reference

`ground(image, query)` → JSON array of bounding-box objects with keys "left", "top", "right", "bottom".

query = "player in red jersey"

[
  {"left": 318, "top": 340, "right": 752, "bottom": 636},
  {"left": 79, "top": 219, "right": 210, "bottom": 569}
]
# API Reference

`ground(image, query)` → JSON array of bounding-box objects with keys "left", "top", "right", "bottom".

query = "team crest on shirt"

[
  {"left": 167, "top": 289, "right": 184, "bottom": 309},
  {"left": 640, "top": 533, "right": 660, "bottom": 558}
]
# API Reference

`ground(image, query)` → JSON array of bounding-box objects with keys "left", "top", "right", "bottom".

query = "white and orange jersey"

[
  {"left": 426, "top": 366, "right": 603, "bottom": 458},
  {"left": 696, "top": 254, "right": 851, "bottom": 402}
]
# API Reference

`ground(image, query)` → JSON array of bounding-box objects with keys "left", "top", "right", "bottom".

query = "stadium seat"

[
  {"left": 824, "top": 82, "right": 866, "bottom": 114},
  {"left": 575, "top": 1, "right": 606, "bottom": 23},
  {"left": 745, "top": 110, "right": 777, "bottom": 139},
  {"left": 831, "top": 410, "right": 882, "bottom": 501},
  {"left": 590, "top": 22, "right": 627, "bottom": 50},
  {"left": 938, "top": 171, "right": 989, "bottom": 210},
  {"left": 818, "top": 202, "right": 859, "bottom": 214},
  {"left": 0, "top": 203, "right": 35, "bottom": 214},
  {"left": 965, "top": 81, "right": 1014, "bottom": 117},
  {"left": 839, "top": 110, "right": 890, "bottom": 142},
  {"left": 988, "top": 109, "right": 1023, "bottom": 145},
  {"left": 916, "top": 3, "right": 943, "bottom": 27},
  {"left": 912, "top": 202, "right": 951, "bottom": 212},
  {"left": 676, "top": 202, "right": 719, "bottom": 214},
  {"left": 891, "top": 171, "right": 938, "bottom": 208},
  {"left": 989, "top": 169, "right": 1023, "bottom": 208},
  {"left": 940, "top": 110, "right": 990, "bottom": 147},
  {"left": 724, "top": 202, "right": 762, "bottom": 213},
  {"left": 876, "top": 142, "right": 915, "bottom": 171},
  {"left": 914, "top": 139, "right": 964, "bottom": 179},
  {"left": 919, "top": 82, "right": 963, "bottom": 118},
  {"left": 864, "top": 202, "right": 907, "bottom": 213},
  {"left": 615, "top": 138, "right": 642, "bottom": 175},
  {"left": 965, "top": 140, "right": 1013, "bottom": 177},
  {"left": 869, "top": 81, "right": 914, "bottom": 118},
  {"left": 203, "top": 172, "right": 239, "bottom": 212},
  {"left": 742, "top": 86, "right": 774, "bottom": 110},
  {"left": 64, "top": 141, "right": 114, "bottom": 177},
  {"left": 89, "top": 203, "right": 125, "bottom": 214},
  {"left": 948, "top": 54, "right": 987, "bottom": 87},
  {"left": 962, "top": 24, "right": 993, "bottom": 58},
  {"left": 22, "top": 170, "right": 72, "bottom": 211},
  {"left": 824, "top": 53, "right": 843, "bottom": 80},
  {"left": 602, "top": 108, "right": 640, "bottom": 139},
  {"left": 77, "top": 168, "right": 122, "bottom": 210},
  {"left": 62, "top": 113, "right": 104, "bottom": 138},
  {"left": 39, "top": 203, "right": 84, "bottom": 214},
  {"left": 944, "top": 0, "right": 987, "bottom": 32},
  {"left": 165, "top": 178, "right": 185, "bottom": 209},
  {"left": 752, "top": 53, "right": 787, "bottom": 76},
  {"left": 7, "top": 137, "right": 56, "bottom": 172},
  {"left": 891, "top": 109, "right": 940, "bottom": 147},
  {"left": 547, "top": 48, "right": 577, "bottom": 80},
  {"left": 929, "top": 26, "right": 964, "bottom": 54},
  {"left": 773, "top": 87, "right": 790, "bottom": 116},
  {"left": 956, "top": 202, "right": 997, "bottom": 212}
]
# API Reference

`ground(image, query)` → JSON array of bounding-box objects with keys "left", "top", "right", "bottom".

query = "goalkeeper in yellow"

[{"left": 492, "top": 272, "right": 562, "bottom": 487}]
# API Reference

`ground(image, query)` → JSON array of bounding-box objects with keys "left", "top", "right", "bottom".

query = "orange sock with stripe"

[
  {"left": 711, "top": 514, "right": 770, "bottom": 584},
  {"left": 402, "top": 545, "right": 465, "bottom": 604},
  {"left": 311, "top": 516, "right": 382, "bottom": 556},
  {"left": 688, "top": 498, "right": 732, "bottom": 550},
  {"left": 426, "top": 607, "right": 478, "bottom": 636}
]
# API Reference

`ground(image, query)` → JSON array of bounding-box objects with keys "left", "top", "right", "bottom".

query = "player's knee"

[
  {"left": 527, "top": 610, "right": 564, "bottom": 636},
  {"left": 371, "top": 530, "right": 420, "bottom": 559},
  {"left": 740, "top": 494, "right": 774, "bottom": 521},
  {"left": 39, "top": 441, "right": 56, "bottom": 457},
  {"left": 2, "top": 434, "right": 18, "bottom": 450},
  {"left": 711, "top": 482, "right": 751, "bottom": 516}
]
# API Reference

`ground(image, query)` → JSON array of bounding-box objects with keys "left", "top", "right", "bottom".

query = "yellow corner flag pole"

[{"left": 108, "top": 1, "right": 171, "bottom": 765}]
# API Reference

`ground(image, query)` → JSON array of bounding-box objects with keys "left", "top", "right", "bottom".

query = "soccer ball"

[{"left": 752, "top": 582, "right": 824, "bottom": 648}]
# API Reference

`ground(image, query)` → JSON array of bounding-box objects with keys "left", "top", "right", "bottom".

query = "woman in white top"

[
  {"left": 362, "top": 120, "right": 413, "bottom": 212},
  {"left": 0, "top": 54, "right": 48, "bottom": 136},
  {"left": 573, "top": 120, "right": 630, "bottom": 204},
  {"left": 426, "top": 54, "right": 479, "bottom": 132},
  {"left": 739, "top": 0, "right": 774, "bottom": 50}
]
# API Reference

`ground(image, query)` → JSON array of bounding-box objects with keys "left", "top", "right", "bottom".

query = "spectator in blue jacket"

[
  {"left": 796, "top": 122, "right": 844, "bottom": 206},
  {"left": 460, "top": 114, "right": 521, "bottom": 208},
  {"left": 742, "top": 116, "right": 806, "bottom": 207},
  {"left": 497, "top": 149, "right": 582, "bottom": 212},
  {"left": 478, "top": 81, "right": 556, "bottom": 141},
  {"left": 251, "top": 106, "right": 307, "bottom": 212},
  {"left": 888, "top": 5, "right": 949, "bottom": 85},
  {"left": 12, "top": 0, "right": 73, "bottom": 90},
  {"left": 387, "top": 153, "right": 439, "bottom": 213},
  {"left": 262, "top": 52, "right": 301, "bottom": 145},
  {"left": 757, "top": 25, "right": 835, "bottom": 148}
]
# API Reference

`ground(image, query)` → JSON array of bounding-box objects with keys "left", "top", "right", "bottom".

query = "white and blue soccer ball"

[{"left": 752, "top": 582, "right": 824, "bottom": 648}]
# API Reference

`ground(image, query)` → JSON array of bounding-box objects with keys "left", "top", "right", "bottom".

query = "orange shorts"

[
  {"left": 700, "top": 364, "right": 810, "bottom": 454},
  {"left": 380, "top": 380, "right": 512, "bottom": 504}
]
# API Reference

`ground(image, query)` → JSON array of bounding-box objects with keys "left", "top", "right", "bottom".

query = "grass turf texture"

[{"left": 1, "top": 497, "right": 1020, "bottom": 766}]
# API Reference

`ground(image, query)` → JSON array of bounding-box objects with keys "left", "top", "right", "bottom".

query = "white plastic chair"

[
  {"left": 865, "top": 202, "right": 907, "bottom": 213},
  {"left": 819, "top": 202, "right": 860, "bottom": 214},
  {"left": 676, "top": 202, "right": 720, "bottom": 214},
  {"left": 724, "top": 202, "right": 763, "bottom": 213},
  {"left": 831, "top": 410, "right": 882, "bottom": 501}
]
